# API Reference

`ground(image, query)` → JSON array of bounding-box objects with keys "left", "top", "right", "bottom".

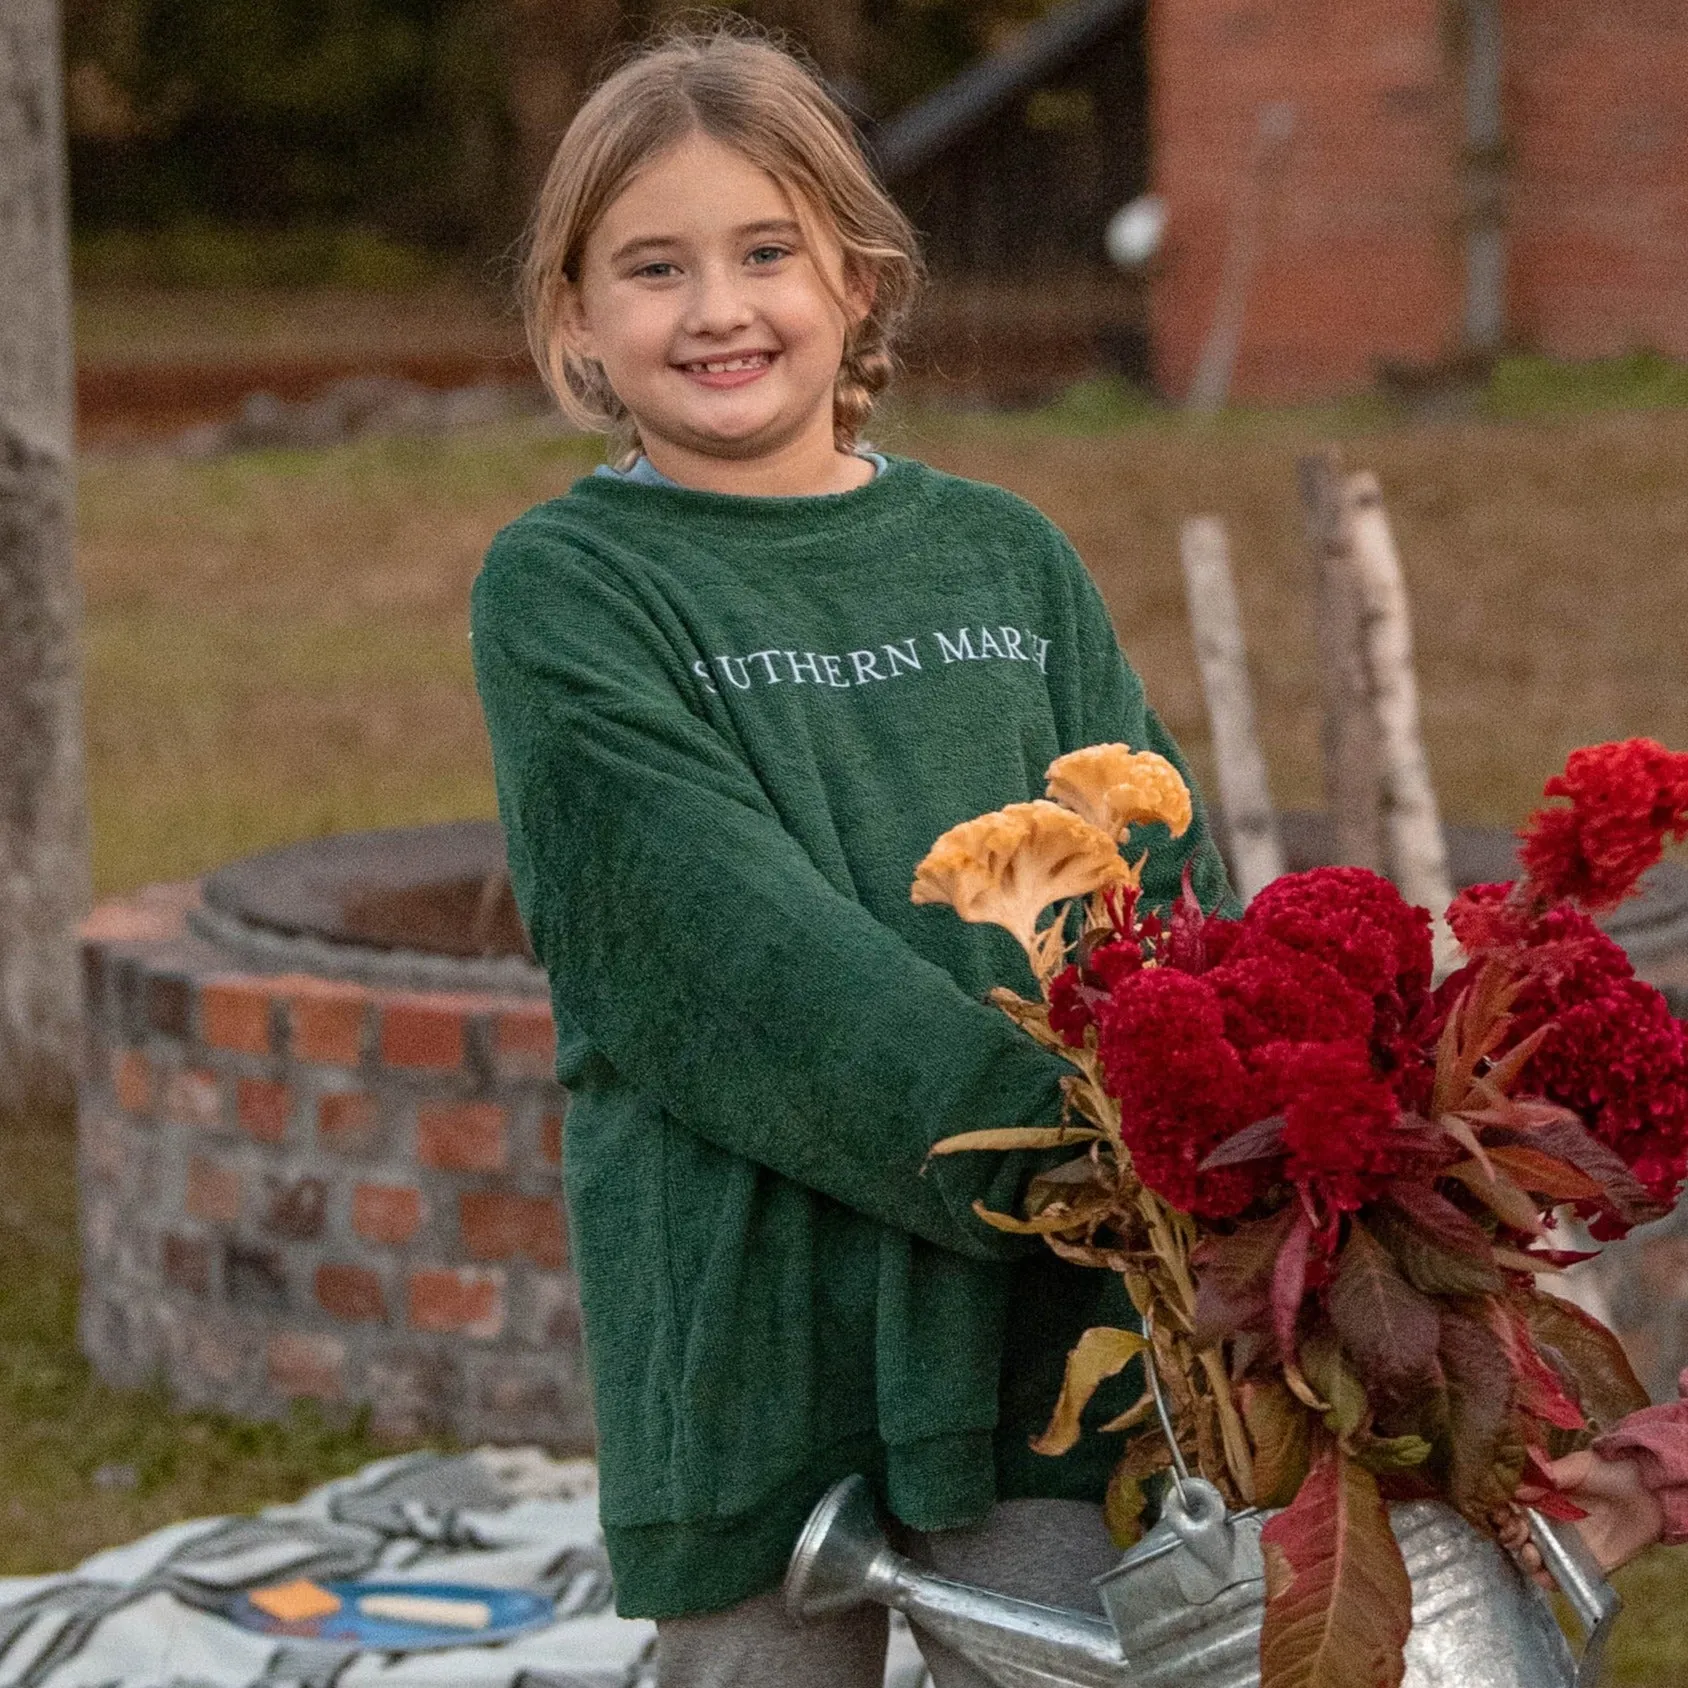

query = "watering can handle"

[{"left": 1524, "top": 1509, "right": 1621, "bottom": 1688}]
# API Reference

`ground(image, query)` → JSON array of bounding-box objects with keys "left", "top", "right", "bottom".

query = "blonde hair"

[{"left": 520, "top": 21, "right": 923, "bottom": 460}]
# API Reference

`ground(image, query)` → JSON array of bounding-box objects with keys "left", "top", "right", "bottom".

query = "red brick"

[
  {"left": 379, "top": 996, "right": 472, "bottom": 1070},
  {"left": 237, "top": 1076, "right": 292, "bottom": 1143},
  {"left": 353, "top": 1182, "right": 424, "bottom": 1246},
  {"left": 539, "top": 1110, "right": 563, "bottom": 1166},
  {"left": 315, "top": 1264, "right": 387, "bottom": 1323},
  {"left": 408, "top": 1268, "right": 504, "bottom": 1338},
  {"left": 1149, "top": 0, "right": 1462, "bottom": 401},
  {"left": 317, "top": 1090, "right": 378, "bottom": 1153},
  {"left": 200, "top": 978, "right": 273, "bottom": 1055},
  {"left": 417, "top": 1101, "right": 507, "bottom": 1172},
  {"left": 162, "top": 1233, "right": 211, "bottom": 1295},
  {"left": 459, "top": 1191, "right": 566, "bottom": 1268},
  {"left": 268, "top": 1331, "right": 346, "bottom": 1399},
  {"left": 113, "top": 1049, "right": 152, "bottom": 1115},
  {"left": 493, "top": 1004, "right": 557, "bottom": 1078},
  {"left": 162, "top": 1067, "right": 224, "bottom": 1130},
  {"left": 185, "top": 1156, "right": 241, "bottom": 1223},
  {"left": 279, "top": 975, "right": 369, "bottom": 1066}
]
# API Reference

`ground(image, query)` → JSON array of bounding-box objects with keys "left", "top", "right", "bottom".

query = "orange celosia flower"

[
  {"left": 912, "top": 800, "right": 1128, "bottom": 977},
  {"left": 1046, "top": 744, "right": 1192, "bottom": 842}
]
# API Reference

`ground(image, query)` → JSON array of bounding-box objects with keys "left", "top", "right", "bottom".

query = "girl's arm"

[{"left": 471, "top": 541, "right": 1070, "bottom": 1263}]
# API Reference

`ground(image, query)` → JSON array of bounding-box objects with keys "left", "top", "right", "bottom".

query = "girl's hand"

[{"left": 1491, "top": 1450, "right": 1666, "bottom": 1588}]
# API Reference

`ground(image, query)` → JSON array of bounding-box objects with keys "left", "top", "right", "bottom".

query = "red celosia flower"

[
  {"left": 1203, "top": 916, "right": 1244, "bottom": 969},
  {"left": 1048, "top": 932, "right": 1149, "bottom": 1044},
  {"left": 1445, "top": 880, "right": 1525, "bottom": 956},
  {"left": 1240, "top": 867, "right": 1434, "bottom": 1003},
  {"left": 1252, "top": 1038, "right": 1409, "bottom": 1217},
  {"left": 1518, "top": 738, "right": 1688, "bottom": 912},
  {"left": 1095, "top": 969, "right": 1262, "bottom": 1217},
  {"left": 1448, "top": 882, "right": 1635, "bottom": 1000},
  {"left": 1206, "top": 946, "right": 1374, "bottom": 1058},
  {"left": 1440, "top": 880, "right": 1686, "bottom": 1219},
  {"left": 1047, "top": 965, "right": 1092, "bottom": 1045},
  {"left": 1521, "top": 978, "right": 1688, "bottom": 1212}
]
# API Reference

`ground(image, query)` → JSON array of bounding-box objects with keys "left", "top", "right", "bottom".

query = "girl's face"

[{"left": 563, "top": 130, "right": 871, "bottom": 487}]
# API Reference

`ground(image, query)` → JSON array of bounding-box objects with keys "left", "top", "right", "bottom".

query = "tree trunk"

[{"left": 0, "top": 0, "right": 90, "bottom": 1122}]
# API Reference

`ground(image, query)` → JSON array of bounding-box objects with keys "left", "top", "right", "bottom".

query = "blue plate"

[{"left": 228, "top": 1580, "right": 556, "bottom": 1650}]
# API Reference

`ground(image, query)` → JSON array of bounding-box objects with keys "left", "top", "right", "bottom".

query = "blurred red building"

[{"left": 881, "top": 0, "right": 1688, "bottom": 401}]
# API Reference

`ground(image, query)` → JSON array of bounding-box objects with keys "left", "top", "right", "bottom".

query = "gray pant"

[{"left": 656, "top": 1497, "right": 1119, "bottom": 1688}]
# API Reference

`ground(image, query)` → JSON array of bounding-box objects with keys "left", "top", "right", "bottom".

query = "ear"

[
  {"left": 843, "top": 259, "right": 877, "bottom": 330},
  {"left": 556, "top": 276, "right": 598, "bottom": 362}
]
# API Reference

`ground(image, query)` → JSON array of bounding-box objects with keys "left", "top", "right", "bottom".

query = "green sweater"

[{"left": 470, "top": 455, "right": 1233, "bottom": 1618}]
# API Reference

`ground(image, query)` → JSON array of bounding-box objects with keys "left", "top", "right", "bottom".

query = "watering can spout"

[{"left": 785, "top": 1476, "right": 1129, "bottom": 1688}]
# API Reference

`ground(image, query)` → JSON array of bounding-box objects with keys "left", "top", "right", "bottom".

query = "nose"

[{"left": 681, "top": 257, "right": 756, "bottom": 339}]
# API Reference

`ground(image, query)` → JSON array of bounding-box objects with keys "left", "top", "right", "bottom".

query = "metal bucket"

[{"left": 786, "top": 1472, "right": 1619, "bottom": 1688}]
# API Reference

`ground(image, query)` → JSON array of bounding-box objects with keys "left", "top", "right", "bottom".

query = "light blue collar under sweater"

[{"left": 595, "top": 450, "right": 888, "bottom": 490}]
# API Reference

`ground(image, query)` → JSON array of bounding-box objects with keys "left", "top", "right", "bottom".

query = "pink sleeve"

[{"left": 1592, "top": 1368, "right": 1688, "bottom": 1546}]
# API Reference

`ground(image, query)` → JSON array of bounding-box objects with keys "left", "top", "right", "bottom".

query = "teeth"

[{"left": 687, "top": 354, "right": 769, "bottom": 373}]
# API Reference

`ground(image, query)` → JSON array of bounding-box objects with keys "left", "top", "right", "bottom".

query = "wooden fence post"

[
  {"left": 1345, "top": 472, "right": 1459, "bottom": 973},
  {"left": 1179, "top": 516, "right": 1285, "bottom": 902},
  {"left": 1297, "top": 448, "right": 1383, "bottom": 871}
]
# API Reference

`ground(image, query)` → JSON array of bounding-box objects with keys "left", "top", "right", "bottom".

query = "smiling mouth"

[{"left": 677, "top": 351, "right": 775, "bottom": 375}]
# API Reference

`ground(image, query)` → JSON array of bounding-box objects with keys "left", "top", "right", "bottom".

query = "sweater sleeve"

[
  {"left": 470, "top": 534, "right": 1070, "bottom": 1263},
  {"left": 1061, "top": 546, "right": 1242, "bottom": 920}
]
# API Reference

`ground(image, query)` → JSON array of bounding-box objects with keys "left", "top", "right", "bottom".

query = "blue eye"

[
  {"left": 634, "top": 261, "right": 678, "bottom": 279},
  {"left": 748, "top": 245, "right": 791, "bottom": 266}
]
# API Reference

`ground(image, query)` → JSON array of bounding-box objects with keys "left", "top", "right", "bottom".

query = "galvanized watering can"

[{"left": 785, "top": 1469, "right": 1619, "bottom": 1688}]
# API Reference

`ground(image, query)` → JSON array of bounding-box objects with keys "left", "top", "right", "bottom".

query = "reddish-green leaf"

[
  {"left": 1490, "top": 1304, "right": 1586, "bottom": 1431},
  {"left": 1303, "top": 1328, "right": 1371, "bottom": 1439},
  {"left": 1438, "top": 1308, "right": 1516, "bottom": 1517},
  {"left": 1486, "top": 1115, "right": 1667, "bottom": 1229},
  {"left": 1328, "top": 1222, "right": 1441, "bottom": 1398},
  {"left": 1356, "top": 1433, "right": 1432, "bottom": 1475},
  {"left": 1192, "top": 1207, "right": 1296, "bottom": 1347},
  {"left": 1479, "top": 1023, "right": 1553, "bottom": 1099},
  {"left": 1481, "top": 1144, "right": 1604, "bottom": 1203},
  {"left": 1260, "top": 1449, "right": 1413, "bottom": 1688},
  {"left": 1030, "top": 1326, "right": 1148, "bottom": 1456},
  {"left": 1446, "top": 1160, "right": 1548, "bottom": 1236},
  {"left": 1201, "top": 1113, "right": 1288, "bottom": 1169},
  {"left": 1273, "top": 1210, "right": 1314, "bottom": 1365},
  {"left": 1381, "top": 1180, "right": 1496, "bottom": 1256},
  {"left": 1243, "top": 1378, "right": 1313, "bottom": 1507},
  {"left": 1368, "top": 1197, "right": 1502, "bottom": 1297},
  {"left": 1524, "top": 1291, "right": 1651, "bottom": 1432}
]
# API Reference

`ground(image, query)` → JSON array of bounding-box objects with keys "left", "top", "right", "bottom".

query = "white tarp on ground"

[{"left": 0, "top": 1450, "right": 929, "bottom": 1688}]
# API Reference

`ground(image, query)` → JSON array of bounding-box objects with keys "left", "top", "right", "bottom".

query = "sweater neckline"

[{"left": 564, "top": 452, "right": 923, "bottom": 547}]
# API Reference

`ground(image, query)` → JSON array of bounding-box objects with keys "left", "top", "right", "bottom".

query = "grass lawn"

[
  {"left": 0, "top": 1111, "right": 409, "bottom": 1570},
  {"left": 25, "top": 382, "right": 1688, "bottom": 1676}
]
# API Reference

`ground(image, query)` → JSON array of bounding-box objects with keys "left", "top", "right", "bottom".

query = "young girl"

[{"left": 470, "top": 25, "right": 1677, "bottom": 1687}]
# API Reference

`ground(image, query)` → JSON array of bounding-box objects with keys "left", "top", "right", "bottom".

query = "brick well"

[{"left": 77, "top": 878, "right": 589, "bottom": 1449}]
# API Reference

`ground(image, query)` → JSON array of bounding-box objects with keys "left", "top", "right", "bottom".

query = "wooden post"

[
  {"left": 1179, "top": 517, "right": 1285, "bottom": 902},
  {"left": 1345, "top": 472, "right": 1459, "bottom": 972},
  {"left": 1298, "top": 448, "right": 1382, "bottom": 871},
  {"left": 1185, "top": 102, "right": 1296, "bottom": 415}
]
